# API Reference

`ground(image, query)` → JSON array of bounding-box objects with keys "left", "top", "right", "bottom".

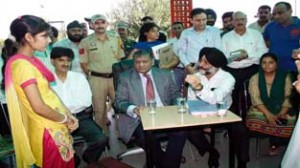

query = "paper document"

[
  {"left": 151, "top": 43, "right": 169, "bottom": 59},
  {"left": 151, "top": 43, "right": 175, "bottom": 66}
]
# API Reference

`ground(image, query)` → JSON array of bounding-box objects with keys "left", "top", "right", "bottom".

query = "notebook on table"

[{"left": 187, "top": 100, "right": 218, "bottom": 116}]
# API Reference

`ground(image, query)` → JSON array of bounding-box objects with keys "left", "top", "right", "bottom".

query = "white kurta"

[{"left": 187, "top": 69, "right": 235, "bottom": 108}]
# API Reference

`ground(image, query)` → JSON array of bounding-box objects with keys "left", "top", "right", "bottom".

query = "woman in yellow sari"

[{"left": 3, "top": 15, "right": 78, "bottom": 168}]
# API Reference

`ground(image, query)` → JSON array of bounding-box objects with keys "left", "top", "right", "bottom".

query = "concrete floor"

[
  {"left": 90, "top": 110, "right": 285, "bottom": 168},
  {"left": 1, "top": 109, "right": 285, "bottom": 168}
]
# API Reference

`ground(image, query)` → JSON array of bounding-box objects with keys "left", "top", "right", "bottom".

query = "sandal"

[{"left": 269, "top": 145, "right": 278, "bottom": 156}]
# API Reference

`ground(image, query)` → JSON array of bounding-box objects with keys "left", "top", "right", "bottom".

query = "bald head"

[{"left": 273, "top": 2, "right": 293, "bottom": 25}]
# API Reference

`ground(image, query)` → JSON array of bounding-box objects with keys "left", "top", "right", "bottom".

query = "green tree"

[{"left": 108, "top": 0, "right": 171, "bottom": 39}]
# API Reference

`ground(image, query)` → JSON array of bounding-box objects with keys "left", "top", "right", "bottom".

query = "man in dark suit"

[{"left": 114, "top": 49, "right": 186, "bottom": 168}]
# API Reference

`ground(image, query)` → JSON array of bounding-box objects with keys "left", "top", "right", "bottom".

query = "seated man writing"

[
  {"left": 114, "top": 49, "right": 186, "bottom": 168},
  {"left": 50, "top": 47, "right": 108, "bottom": 166}
]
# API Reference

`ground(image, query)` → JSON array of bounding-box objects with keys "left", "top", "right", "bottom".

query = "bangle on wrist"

[{"left": 58, "top": 113, "right": 69, "bottom": 124}]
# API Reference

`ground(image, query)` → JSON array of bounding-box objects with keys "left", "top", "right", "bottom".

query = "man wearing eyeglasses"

[{"left": 248, "top": 5, "right": 272, "bottom": 33}]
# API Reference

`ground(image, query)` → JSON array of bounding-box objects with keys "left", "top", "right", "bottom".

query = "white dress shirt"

[
  {"left": 176, "top": 26, "right": 222, "bottom": 66},
  {"left": 51, "top": 71, "right": 92, "bottom": 114},
  {"left": 127, "top": 70, "right": 163, "bottom": 118},
  {"left": 222, "top": 28, "right": 268, "bottom": 69},
  {"left": 248, "top": 21, "right": 269, "bottom": 33},
  {"left": 188, "top": 69, "right": 235, "bottom": 109}
]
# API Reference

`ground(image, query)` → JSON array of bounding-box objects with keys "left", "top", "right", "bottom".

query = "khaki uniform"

[{"left": 79, "top": 33, "right": 124, "bottom": 133}]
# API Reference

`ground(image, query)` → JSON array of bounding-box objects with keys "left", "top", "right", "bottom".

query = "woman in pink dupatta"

[{"left": 3, "top": 15, "right": 78, "bottom": 168}]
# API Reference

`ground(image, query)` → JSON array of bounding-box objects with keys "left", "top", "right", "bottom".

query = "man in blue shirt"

[
  {"left": 263, "top": 1, "right": 300, "bottom": 72},
  {"left": 176, "top": 8, "right": 222, "bottom": 74}
]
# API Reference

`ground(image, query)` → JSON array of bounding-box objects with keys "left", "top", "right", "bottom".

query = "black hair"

[
  {"left": 158, "top": 33, "right": 167, "bottom": 43},
  {"left": 133, "top": 49, "right": 154, "bottom": 60},
  {"left": 205, "top": 8, "right": 217, "bottom": 19},
  {"left": 138, "top": 22, "right": 159, "bottom": 42},
  {"left": 1, "top": 38, "right": 18, "bottom": 61},
  {"left": 172, "top": 21, "right": 184, "bottom": 27},
  {"left": 222, "top": 11, "right": 234, "bottom": 20},
  {"left": 50, "top": 47, "right": 74, "bottom": 60},
  {"left": 190, "top": 8, "right": 206, "bottom": 18},
  {"left": 51, "top": 26, "right": 58, "bottom": 38},
  {"left": 259, "top": 52, "right": 278, "bottom": 65},
  {"left": 141, "top": 16, "right": 153, "bottom": 22},
  {"left": 275, "top": 1, "right": 292, "bottom": 10},
  {"left": 2, "top": 15, "right": 50, "bottom": 90},
  {"left": 10, "top": 15, "right": 50, "bottom": 45},
  {"left": 1, "top": 38, "right": 18, "bottom": 90},
  {"left": 67, "top": 20, "right": 82, "bottom": 30},
  {"left": 258, "top": 5, "right": 271, "bottom": 11}
]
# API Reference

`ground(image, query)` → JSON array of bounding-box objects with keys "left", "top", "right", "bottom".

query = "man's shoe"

[{"left": 208, "top": 148, "right": 220, "bottom": 168}]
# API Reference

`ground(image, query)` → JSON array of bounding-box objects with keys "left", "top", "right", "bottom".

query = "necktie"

[{"left": 144, "top": 74, "right": 155, "bottom": 101}]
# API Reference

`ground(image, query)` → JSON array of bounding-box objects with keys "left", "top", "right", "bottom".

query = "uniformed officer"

[
  {"left": 116, "top": 21, "right": 136, "bottom": 59},
  {"left": 79, "top": 14, "right": 125, "bottom": 134}
]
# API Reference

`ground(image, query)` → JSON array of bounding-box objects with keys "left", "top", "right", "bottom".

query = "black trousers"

[
  {"left": 223, "top": 65, "right": 258, "bottom": 166},
  {"left": 0, "top": 103, "right": 10, "bottom": 137},
  {"left": 228, "top": 122, "right": 250, "bottom": 164},
  {"left": 72, "top": 110, "right": 108, "bottom": 164},
  {"left": 187, "top": 128, "right": 211, "bottom": 156},
  {"left": 133, "top": 123, "right": 186, "bottom": 168}
]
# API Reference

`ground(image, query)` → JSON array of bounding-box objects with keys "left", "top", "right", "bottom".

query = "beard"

[
  {"left": 207, "top": 21, "right": 215, "bottom": 26},
  {"left": 259, "top": 16, "right": 268, "bottom": 22},
  {"left": 199, "top": 66, "right": 218, "bottom": 76},
  {"left": 67, "top": 32, "right": 83, "bottom": 43},
  {"left": 226, "top": 25, "right": 234, "bottom": 31}
]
